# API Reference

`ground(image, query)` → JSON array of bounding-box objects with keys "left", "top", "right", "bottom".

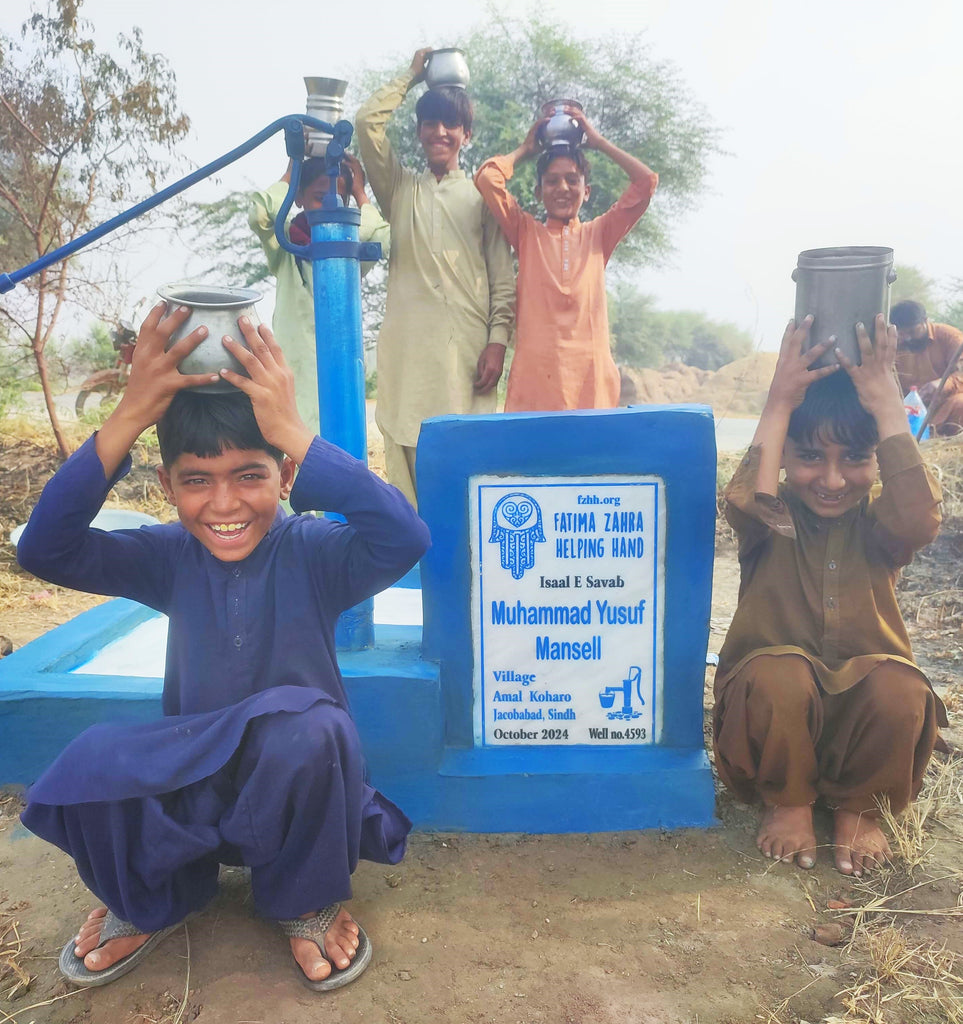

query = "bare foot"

[
  {"left": 833, "top": 809, "right": 892, "bottom": 876},
  {"left": 71, "top": 907, "right": 150, "bottom": 971},
  {"left": 290, "top": 906, "right": 360, "bottom": 983},
  {"left": 757, "top": 804, "right": 817, "bottom": 868}
]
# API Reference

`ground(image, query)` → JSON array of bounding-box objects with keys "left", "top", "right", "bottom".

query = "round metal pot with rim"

[
  {"left": 424, "top": 48, "right": 470, "bottom": 90},
  {"left": 157, "top": 284, "right": 262, "bottom": 392},
  {"left": 537, "top": 98, "right": 585, "bottom": 150}
]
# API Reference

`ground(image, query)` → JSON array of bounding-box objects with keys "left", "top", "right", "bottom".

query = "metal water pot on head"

[
  {"left": 792, "top": 246, "right": 897, "bottom": 367},
  {"left": 424, "top": 48, "right": 470, "bottom": 90},
  {"left": 537, "top": 98, "right": 586, "bottom": 150},
  {"left": 157, "top": 284, "right": 263, "bottom": 392},
  {"left": 303, "top": 77, "right": 348, "bottom": 156}
]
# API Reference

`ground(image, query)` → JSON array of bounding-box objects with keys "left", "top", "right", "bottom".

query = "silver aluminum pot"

[
  {"left": 424, "top": 48, "right": 470, "bottom": 90},
  {"left": 792, "top": 247, "right": 896, "bottom": 367},
  {"left": 304, "top": 77, "right": 348, "bottom": 156},
  {"left": 157, "top": 284, "right": 262, "bottom": 392}
]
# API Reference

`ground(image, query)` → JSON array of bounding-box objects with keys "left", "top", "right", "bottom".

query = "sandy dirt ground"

[{"left": 0, "top": 422, "right": 961, "bottom": 1024}]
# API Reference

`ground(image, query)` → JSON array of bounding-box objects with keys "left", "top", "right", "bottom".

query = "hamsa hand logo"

[{"left": 489, "top": 493, "right": 545, "bottom": 580}]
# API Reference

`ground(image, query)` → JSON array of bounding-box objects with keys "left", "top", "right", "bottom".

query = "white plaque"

[{"left": 471, "top": 475, "right": 665, "bottom": 746}]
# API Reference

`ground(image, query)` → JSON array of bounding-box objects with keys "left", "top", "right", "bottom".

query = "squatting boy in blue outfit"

[{"left": 17, "top": 304, "right": 429, "bottom": 991}]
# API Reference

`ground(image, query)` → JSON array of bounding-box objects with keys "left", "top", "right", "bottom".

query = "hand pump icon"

[{"left": 599, "top": 666, "right": 644, "bottom": 721}]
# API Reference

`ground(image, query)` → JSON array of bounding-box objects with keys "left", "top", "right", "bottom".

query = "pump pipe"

[
  {"left": 0, "top": 115, "right": 341, "bottom": 295},
  {"left": 273, "top": 122, "right": 381, "bottom": 649}
]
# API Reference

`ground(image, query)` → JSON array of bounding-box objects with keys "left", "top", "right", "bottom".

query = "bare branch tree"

[{"left": 0, "top": 0, "right": 190, "bottom": 457}]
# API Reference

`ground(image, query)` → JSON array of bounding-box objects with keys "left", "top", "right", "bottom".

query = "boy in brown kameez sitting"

[{"left": 714, "top": 314, "right": 947, "bottom": 876}]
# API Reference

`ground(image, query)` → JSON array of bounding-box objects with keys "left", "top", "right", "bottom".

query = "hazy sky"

[{"left": 2, "top": 0, "right": 959, "bottom": 349}]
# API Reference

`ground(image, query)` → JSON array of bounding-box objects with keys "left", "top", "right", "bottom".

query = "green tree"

[
  {"left": 933, "top": 277, "right": 963, "bottom": 327},
  {"left": 0, "top": 0, "right": 189, "bottom": 456},
  {"left": 608, "top": 284, "right": 753, "bottom": 371},
  {"left": 50, "top": 321, "right": 115, "bottom": 387},
  {"left": 890, "top": 263, "right": 939, "bottom": 310},
  {"left": 353, "top": 12, "right": 720, "bottom": 269},
  {"left": 677, "top": 316, "right": 754, "bottom": 370},
  {"left": 608, "top": 284, "right": 663, "bottom": 367}
]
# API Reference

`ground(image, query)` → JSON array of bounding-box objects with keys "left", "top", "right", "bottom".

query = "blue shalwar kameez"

[{"left": 17, "top": 434, "right": 430, "bottom": 933}]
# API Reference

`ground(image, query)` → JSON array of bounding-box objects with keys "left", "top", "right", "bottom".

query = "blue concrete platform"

[{"left": 0, "top": 406, "right": 718, "bottom": 833}]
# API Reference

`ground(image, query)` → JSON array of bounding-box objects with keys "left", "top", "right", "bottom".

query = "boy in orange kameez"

[
  {"left": 474, "top": 113, "right": 657, "bottom": 412},
  {"left": 714, "top": 315, "right": 946, "bottom": 876}
]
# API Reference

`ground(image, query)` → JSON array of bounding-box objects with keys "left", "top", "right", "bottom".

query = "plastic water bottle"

[{"left": 904, "top": 388, "right": 930, "bottom": 440}]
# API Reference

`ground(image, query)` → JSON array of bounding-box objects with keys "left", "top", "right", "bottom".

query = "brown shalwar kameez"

[
  {"left": 896, "top": 321, "right": 963, "bottom": 436},
  {"left": 713, "top": 434, "right": 946, "bottom": 813}
]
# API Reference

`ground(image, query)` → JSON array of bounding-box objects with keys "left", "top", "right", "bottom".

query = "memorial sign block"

[{"left": 471, "top": 475, "right": 665, "bottom": 746}]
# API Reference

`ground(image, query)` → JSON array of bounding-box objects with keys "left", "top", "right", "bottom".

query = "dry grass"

[
  {"left": 944, "top": 685, "right": 963, "bottom": 716},
  {"left": 0, "top": 414, "right": 173, "bottom": 621},
  {"left": 0, "top": 794, "right": 24, "bottom": 821},
  {"left": 0, "top": 914, "right": 31, "bottom": 1001},
  {"left": 761, "top": 754, "right": 963, "bottom": 1024},
  {"left": 876, "top": 756, "right": 963, "bottom": 871},
  {"left": 827, "top": 926, "right": 963, "bottom": 1023},
  {"left": 923, "top": 435, "right": 963, "bottom": 521},
  {"left": 0, "top": 988, "right": 84, "bottom": 1024},
  {"left": 813, "top": 758, "right": 963, "bottom": 1023},
  {"left": 765, "top": 890, "right": 963, "bottom": 1023},
  {"left": 903, "top": 437, "right": 963, "bottom": 631}
]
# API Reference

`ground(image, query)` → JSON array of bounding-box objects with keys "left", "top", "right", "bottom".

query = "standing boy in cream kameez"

[{"left": 356, "top": 47, "right": 515, "bottom": 506}]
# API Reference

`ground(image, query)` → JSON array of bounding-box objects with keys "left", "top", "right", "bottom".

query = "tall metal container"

[
  {"left": 792, "top": 246, "right": 896, "bottom": 366},
  {"left": 303, "top": 77, "right": 348, "bottom": 156}
]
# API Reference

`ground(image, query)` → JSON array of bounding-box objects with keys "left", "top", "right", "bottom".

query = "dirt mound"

[
  {"left": 618, "top": 362, "right": 711, "bottom": 405},
  {"left": 710, "top": 351, "right": 779, "bottom": 388},
  {"left": 619, "top": 352, "right": 778, "bottom": 417},
  {"left": 691, "top": 352, "right": 778, "bottom": 416}
]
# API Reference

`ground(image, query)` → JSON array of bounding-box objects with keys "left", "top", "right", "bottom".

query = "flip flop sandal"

[
  {"left": 59, "top": 911, "right": 185, "bottom": 987},
  {"left": 278, "top": 903, "right": 372, "bottom": 991}
]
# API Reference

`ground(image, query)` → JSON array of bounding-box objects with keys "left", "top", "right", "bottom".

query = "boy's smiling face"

[
  {"left": 157, "top": 447, "right": 295, "bottom": 562},
  {"left": 782, "top": 434, "right": 878, "bottom": 518},
  {"left": 417, "top": 119, "right": 469, "bottom": 174},
  {"left": 536, "top": 156, "right": 590, "bottom": 223}
]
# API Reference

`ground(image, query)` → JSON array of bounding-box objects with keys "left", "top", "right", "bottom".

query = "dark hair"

[
  {"left": 889, "top": 300, "right": 927, "bottom": 329},
  {"left": 536, "top": 146, "right": 591, "bottom": 188},
  {"left": 156, "top": 391, "right": 284, "bottom": 468},
  {"left": 415, "top": 86, "right": 473, "bottom": 133},
  {"left": 787, "top": 371, "right": 878, "bottom": 451},
  {"left": 298, "top": 156, "right": 353, "bottom": 198}
]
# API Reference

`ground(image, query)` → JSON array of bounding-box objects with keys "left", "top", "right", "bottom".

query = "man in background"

[{"left": 891, "top": 300, "right": 963, "bottom": 436}]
